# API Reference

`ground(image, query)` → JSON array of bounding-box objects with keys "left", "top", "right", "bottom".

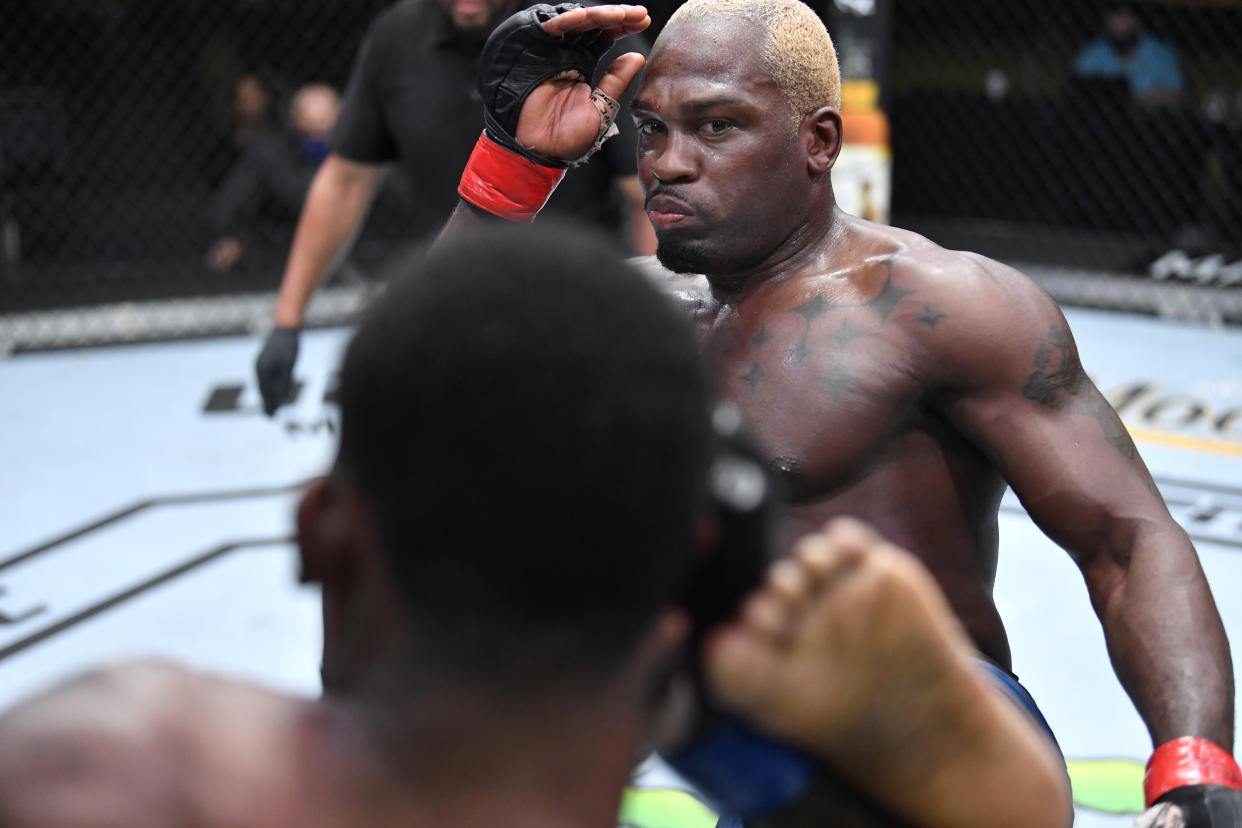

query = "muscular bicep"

[{"left": 930, "top": 276, "right": 1172, "bottom": 573}]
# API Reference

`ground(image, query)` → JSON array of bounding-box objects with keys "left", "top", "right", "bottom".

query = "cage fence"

[
  {"left": 886, "top": 0, "right": 1242, "bottom": 322},
  {"left": 1, "top": 0, "right": 1241, "bottom": 353}
]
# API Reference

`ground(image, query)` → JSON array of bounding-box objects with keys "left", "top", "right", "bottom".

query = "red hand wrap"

[
  {"left": 458, "top": 132, "right": 566, "bottom": 222},
  {"left": 1144, "top": 737, "right": 1242, "bottom": 805}
]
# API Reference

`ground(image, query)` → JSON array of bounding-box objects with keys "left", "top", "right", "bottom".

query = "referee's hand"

[{"left": 256, "top": 327, "right": 300, "bottom": 416}]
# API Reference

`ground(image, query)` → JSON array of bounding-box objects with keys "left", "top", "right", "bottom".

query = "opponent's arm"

[
  {"left": 706, "top": 519, "right": 1073, "bottom": 828},
  {"left": 440, "top": 4, "right": 649, "bottom": 242},
  {"left": 255, "top": 154, "right": 381, "bottom": 415},
  {"left": 927, "top": 258, "right": 1238, "bottom": 815}
]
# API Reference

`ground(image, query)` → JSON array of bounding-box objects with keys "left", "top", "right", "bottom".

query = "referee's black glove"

[{"left": 255, "top": 326, "right": 300, "bottom": 416}]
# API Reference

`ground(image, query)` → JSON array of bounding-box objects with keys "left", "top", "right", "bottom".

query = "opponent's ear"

[
  {"left": 803, "top": 106, "right": 843, "bottom": 176},
  {"left": 634, "top": 608, "right": 693, "bottom": 712},
  {"left": 297, "top": 476, "right": 368, "bottom": 586}
]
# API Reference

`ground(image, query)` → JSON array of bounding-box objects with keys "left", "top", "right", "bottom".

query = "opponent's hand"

[
  {"left": 1136, "top": 785, "right": 1242, "bottom": 827},
  {"left": 481, "top": 3, "right": 650, "bottom": 165},
  {"left": 255, "top": 326, "right": 300, "bottom": 416},
  {"left": 702, "top": 518, "right": 976, "bottom": 762}
]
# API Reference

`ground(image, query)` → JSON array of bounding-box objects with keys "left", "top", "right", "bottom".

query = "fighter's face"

[
  {"left": 632, "top": 19, "right": 809, "bottom": 277},
  {"left": 438, "top": 0, "right": 515, "bottom": 33}
]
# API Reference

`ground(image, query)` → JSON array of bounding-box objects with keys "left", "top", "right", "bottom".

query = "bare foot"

[
  {"left": 703, "top": 518, "right": 1071, "bottom": 828},
  {"left": 703, "top": 518, "right": 974, "bottom": 758}
]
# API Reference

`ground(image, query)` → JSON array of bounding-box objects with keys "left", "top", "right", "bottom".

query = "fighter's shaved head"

[{"left": 665, "top": 0, "right": 840, "bottom": 127}]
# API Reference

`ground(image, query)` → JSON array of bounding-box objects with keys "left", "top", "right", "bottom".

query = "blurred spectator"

[
  {"left": 1073, "top": 6, "right": 1185, "bottom": 110},
  {"left": 205, "top": 84, "right": 340, "bottom": 273},
  {"left": 204, "top": 72, "right": 283, "bottom": 188}
]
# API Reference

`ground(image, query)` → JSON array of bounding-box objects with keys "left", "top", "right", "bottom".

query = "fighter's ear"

[
  {"left": 803, "top": 106, "right": 842, "bottom": 176},
  {"left": 296, "top": 476, "right": 368, "bottom": 585}
]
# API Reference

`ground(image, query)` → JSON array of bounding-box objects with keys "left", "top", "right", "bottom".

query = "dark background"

[{"left": 3, "top": 0, "right": 1241, "bottom": 313}]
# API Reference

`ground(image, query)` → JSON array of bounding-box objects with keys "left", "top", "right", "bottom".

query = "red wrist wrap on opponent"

[
  {"left": 1144, "top": 737, "right": 1242, "bottom": 805},
  {"left": 458, "top": 132, "right": 565, "bottom": 222}
]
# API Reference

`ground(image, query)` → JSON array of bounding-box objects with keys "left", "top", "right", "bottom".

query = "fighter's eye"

[
  {"left": 636, "top": 119, "right": 665, "bottom": 137},
  {"left": 699, "top": 119, "right": 732, "bottom": 136}
]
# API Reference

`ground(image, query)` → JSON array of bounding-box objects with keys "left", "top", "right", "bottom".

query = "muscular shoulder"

[
  {"left": 0, "top": 660, "right": 301, "bottom": 827},
  {"left": 881, "top": 241, "right": 1067, "bottom": 391},
  {"left": 0, "top": 660, "right": 208, "bottom": 824}
]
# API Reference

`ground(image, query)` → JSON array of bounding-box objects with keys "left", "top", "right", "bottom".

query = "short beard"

[
  {"left": 655, "top": 237, "right": 718, "bottom": 276},
  {"left": 656, "top": 235, "right": 768, "bottom": 282}
]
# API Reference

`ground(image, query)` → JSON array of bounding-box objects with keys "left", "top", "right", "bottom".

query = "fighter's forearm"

[
  {"left": 435, "top": 199, "right": 508, "bottom": 248},
  {"left": 274, "top": 155, "right": 379, "bottom": 327},
  {"left": 1094, "top": 522, "right": 1234, "bottom": 750}
]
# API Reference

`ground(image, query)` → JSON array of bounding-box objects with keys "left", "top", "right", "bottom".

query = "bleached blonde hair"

[{"left": 665, "top": 0, "right": 841, "bottom": 128}]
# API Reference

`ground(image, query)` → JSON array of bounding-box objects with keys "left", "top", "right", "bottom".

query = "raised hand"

[
  {"left": 459, "top": 3, "right": 651, "bottom": 222},
  {"left": 483, "top": 3, "right": 650, "bottom": 164}
]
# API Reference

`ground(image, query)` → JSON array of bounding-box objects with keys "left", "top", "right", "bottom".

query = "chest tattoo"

[
  {"left": 916, "top": 304, "right": 947, "bottom": 327},
  {"left": 865, "top": 265, "right": 917, "bottom": 322},
  {"left": 821, "top": 363, "right": 856, "bottom": 398},
  {"left": 830, "top": 318, "right": 865, "bottom": 348},
  {"left": 741, "top": 362, "right": 766, "bottom": 392}
]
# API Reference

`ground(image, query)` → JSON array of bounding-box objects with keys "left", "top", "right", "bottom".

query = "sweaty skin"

[
  {"left": 644, "top": 231, "right": 1028, "bottom": 668},
  {"left": 628, "top": 14, "right": 1232, "bottom": 753},
  {"left": 439, "top": 2, "right": 1233, "bottom": 758},
  {"left": 705, "top": 518, "right": 1073, "bottom": 828},
  {"left": 0, "top": 662, "right": 413, "bottom": 828}
]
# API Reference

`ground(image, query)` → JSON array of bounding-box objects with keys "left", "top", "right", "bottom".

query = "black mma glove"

[
  {"left": 1139, "top": 737, "right": 1242, "bottom": 828},
  {"left": 255, "top": 326, "right": 300, "bottom": 416},
  {"left": 478, "top": 2, "right": 619, "bottom": 168},
  {"left": 459, "top": 3, "right": 625, "bottom": 219},
  {"left": 1144, "top": 785, "right": 1242, "bottom": 827}
]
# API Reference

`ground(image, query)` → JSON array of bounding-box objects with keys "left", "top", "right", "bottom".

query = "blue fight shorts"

[
  {"left": 972, "top": 658, "right": 1062, "bottom": 756},
  {"left": 704, "top": 659, "right": 1061, "bottom": 827}
]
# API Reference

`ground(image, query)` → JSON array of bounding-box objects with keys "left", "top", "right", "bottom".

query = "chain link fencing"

[
  {"left": 2, "top": 0, "right": 1241, "bottom": 353},
  {"left": 885, "top": 0, "right": 1242, "bottom": 324},
  {"left": 1, "top": 0, "right": 395, "bottom": 333}
]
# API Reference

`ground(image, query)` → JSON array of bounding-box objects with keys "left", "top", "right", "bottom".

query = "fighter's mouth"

[
  {"left": 645, "top": 194, "right": 695, "bottom": 215},
  {"left": 646, "top": 194, "right": 696, "bottom": 229}
]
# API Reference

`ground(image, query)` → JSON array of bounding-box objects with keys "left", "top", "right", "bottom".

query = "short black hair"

[{"left": 337, "top": 221, "right": 713, "bottom": 688}]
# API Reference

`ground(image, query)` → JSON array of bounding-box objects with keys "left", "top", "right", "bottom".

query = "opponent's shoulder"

[
  {"left": 0, "top": 660, "right": 305, "bottom": 826},
  {"left": 0, "top": 659, "right": 210, "bottom": 824}
]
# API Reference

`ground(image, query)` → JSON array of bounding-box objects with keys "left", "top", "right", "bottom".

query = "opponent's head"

[
  {"left": 300, "top": 222, "right": 714, "bottom": 700},
  {"left": 634, "top": 0, "right": 842, "bottom": 278}
]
